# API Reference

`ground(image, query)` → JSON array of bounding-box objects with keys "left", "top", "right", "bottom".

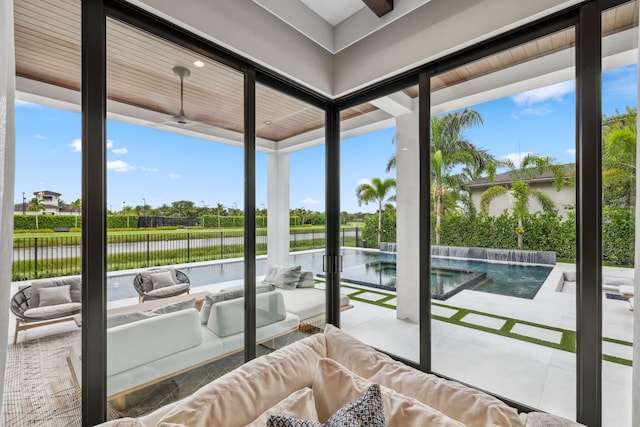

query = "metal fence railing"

[{"left": 12, "top": 227, "right": 363, "bottom": 281}]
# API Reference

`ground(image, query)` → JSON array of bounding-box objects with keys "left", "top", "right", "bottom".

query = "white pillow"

[
  {"left": 150, "top": 270, "right": 178, "bottom": 290},
  {"left": 276, "top": 266, "right": 302, "bottom": 290},
  {"left": 38, "top": 285, "right": 72, "bottom": 307},
  {"left": 263, "top": 264, "right": 282, "bottom": 285}
]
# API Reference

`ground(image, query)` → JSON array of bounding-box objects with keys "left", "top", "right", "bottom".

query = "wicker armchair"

[
  {"left": 11, "top": 284, "right": 82, "bottom": 344},
  {"left": 133, "top": 268, "right": 191, "bottom": 303}
]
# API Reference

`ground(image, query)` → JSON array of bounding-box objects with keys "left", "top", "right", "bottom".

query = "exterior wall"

[{"left": 470, "top": 182, "right": 575, "bottom": 218}]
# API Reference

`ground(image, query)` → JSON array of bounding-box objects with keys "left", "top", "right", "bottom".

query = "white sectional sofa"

[
  {"left": 99, "top": 325, "right": 584, "bottom": 427},
  {"left": 70, "top": 290, "right": 299, "bottom": 409}
]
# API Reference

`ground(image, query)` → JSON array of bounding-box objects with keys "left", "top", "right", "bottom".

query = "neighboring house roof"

[
  {"left": 34, "top": 190, "right": 62, "bottom": 196},
  {"left": 466, "top": 164, "right": 574, "bottom": 190}
]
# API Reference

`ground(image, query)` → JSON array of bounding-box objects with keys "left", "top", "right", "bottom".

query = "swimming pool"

[
  {"left": 324, "top": 249, "right": 552, "bottom": 299},
  {"left": 106, "top": 248, "right": 552, "bottom": 301}
]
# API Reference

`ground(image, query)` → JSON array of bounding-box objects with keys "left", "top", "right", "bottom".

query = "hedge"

[
  {"left": 13, "top": 214, "right": 138, "bottom": 230},
  {"left": 362, "top": 210, "right": 396, "bottom": 248},
  {"left": 437, "top": 208, "right": 633, "bottom": 265},
  {"left": 360, "top": 207, "right": 634, "bottom": 266}
]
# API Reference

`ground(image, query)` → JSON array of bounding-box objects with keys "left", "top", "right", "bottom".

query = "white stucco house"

[{"left": 467, "top": 164, "right": 575, "bottom": 218}]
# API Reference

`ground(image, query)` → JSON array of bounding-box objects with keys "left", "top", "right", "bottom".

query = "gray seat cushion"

[{"left": 146, "top": 282, "right": 190, "bottom": 298}]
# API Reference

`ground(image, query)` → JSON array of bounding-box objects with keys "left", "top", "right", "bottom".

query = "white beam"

[{"left": 370, "top": 92, "right": 414, "bottom": 116}]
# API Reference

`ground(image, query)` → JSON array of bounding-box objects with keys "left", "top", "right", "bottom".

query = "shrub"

[{"left": 362, "top": 210, "right": 396, "bottom": 248}]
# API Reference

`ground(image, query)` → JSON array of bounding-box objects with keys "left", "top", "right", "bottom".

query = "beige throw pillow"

[
  {"left": 312, "top": 358, "right": 466, "bottom": 427},
  {"left": 322, "top": 324, "right": 523, "bottom": 427},
  {"left": 246, "top": 388, "right": 319, "bottom": 426},
  {"left": 150, "top": 270, "right": 178, "bottom": 290},
  {"left": 38, "top": 285, "right": 72, "bottom": 307}
]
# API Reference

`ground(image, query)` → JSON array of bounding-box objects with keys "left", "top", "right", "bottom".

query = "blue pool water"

[
  {"left": 330, "top": 249, "right": 551, "bottom": 299},
  {"left": 106, "top": 248, "right": 552, "bottom": 301}
]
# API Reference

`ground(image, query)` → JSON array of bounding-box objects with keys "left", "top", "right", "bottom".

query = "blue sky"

[{"left": 14, "top": 64, "right": 637, "bottom": 214}]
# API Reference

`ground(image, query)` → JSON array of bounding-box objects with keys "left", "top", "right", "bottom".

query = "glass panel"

[
  {"left": 106, "top": 18, "right": 244, "bottom": 418},
  {"left": 339, "top": 86, "right": 420, "bottom": 363},
  {"left": 9, "top": 0, "right": 83, "bottom": 425},
  {"left": 601, "top": 2, "right": 637, "bottom": 426},
  {"left": 255, "top": 83, "right": 326, "bottom": 352},
  {"left": 430, "top": 28, "right": 577, "bottom": 417}
]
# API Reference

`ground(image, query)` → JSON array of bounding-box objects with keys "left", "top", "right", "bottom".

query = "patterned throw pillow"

[{"left": 267, "top": 384, "right": 384, "bottom": 427}]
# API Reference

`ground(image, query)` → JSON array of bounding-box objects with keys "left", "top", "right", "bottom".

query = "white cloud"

[
  {"left": 69, "top": 138, "right": 82, "bottom": 152},
  {"left": 566, "top": 148, "right": 576, "bottom": 156},
  {"left": 500, "top": 152, "right": 532, "bottom": 168},
  {"left": 106, "top": 139, "right": 114, "bottom": 148},
  {"left": 141, "top": 166, "right": 158, "bottom": 172},
  {"left": 519, "top": 104, "right": 553, "bottom": 116},
  {"left": 107, "top": 160, "right": 134, "bottom": 172},
  {"left": 301, "top": 197, "right": 319, "bottom": 205},
  {"left": 112, "top": 147, "right": 128, "bottom": 154},
  {"left": 168, "top": 173, "right": 181, "bottom": 179},
  {"left": 33, "top": 134, "right": 45, "bottom": 140},
  {"left": 512, "top": 81, "right": 575, "bottom": 105},
  {"left": 357, "top": 178, "right": 371, "bottom": 186}
]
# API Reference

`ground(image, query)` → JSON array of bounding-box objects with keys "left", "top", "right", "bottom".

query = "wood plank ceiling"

[{"left": 14, "top": 0, "right": 639, "bottom": 141}]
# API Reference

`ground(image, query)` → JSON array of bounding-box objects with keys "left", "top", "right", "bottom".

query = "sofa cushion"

[
  {"left": 23, "top": 302, "right": 81, "bottom": 319},
  {"left": 276, "top": 266, "right": 302, "bottom": 290},
  {"left": 323, "top": 324, "right": 523, "bottom": 427},
  {"left": 107, "top": 311, "right": 154, "bottom": 329},
  {"left": 139, "top": 268, "right": 177, "bottom": 293},
  {"left": 150, "top": 270, "right": 178, "bottom": 290},
  {"left": 38, "top": 285, "right": 72, "bottom": 307},
  {"left": 146, "top": 283, "right": 190, "bottom": 298},
  {"left": 153, "top": 298, "right": 196, "bottom": 315},
  {"left": 297, "top": 271, "right": 315, "bottom": 288},
  {"left": 313, "top": 358, "right": 465, "bottom": 427},
  {"left": 30, "top": 276, "right": 82, "bottom": 307},
  {"left": 200, "top": 284, "right": 276, "bottom": 324},
  {"left": 206, "top": 291, "right": 286, "bottom": 337},
  {"left": 156, "top": 333, "right": 327, "bottom": 427},
  {"left": 200, "top": 285, "right": 276, "bottom": 324},
  {"left": 107, "top": 308, "right": 202, "bottom": 376},
  {"left": 107, "top": 298, "right": 196, "bottom": 328},
  {"left": 279, "top": 288, "right": 349, "bottom": 321},
  {"left": 247, "top": 388, "right": 319, "bottom": 427}
]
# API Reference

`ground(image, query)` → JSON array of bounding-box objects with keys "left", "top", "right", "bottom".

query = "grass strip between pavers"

[{"left": 340, "top": 284, "right": 632, "bottom": 367}]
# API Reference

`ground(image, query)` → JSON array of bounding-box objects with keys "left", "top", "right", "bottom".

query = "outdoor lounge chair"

[
  {"left": 10, "top": 276, "right": 83, "bottom": 344},
  {"left": 133, "top": 268, "right": 191, "bottom": 303}
]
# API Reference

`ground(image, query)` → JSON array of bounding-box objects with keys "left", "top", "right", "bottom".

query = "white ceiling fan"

[{"left": 153, "top": 65, "right": 193, "bottom": 127}]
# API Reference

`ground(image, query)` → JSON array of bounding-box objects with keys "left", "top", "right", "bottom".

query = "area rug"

[{"left": 3, "top": 330, "right": 83, "bottom": 426}]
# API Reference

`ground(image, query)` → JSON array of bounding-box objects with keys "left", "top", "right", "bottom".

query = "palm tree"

[
  {"left": 603, "top": 111, "right": 636, "bottom": 209},
  {"left": 386, "top": 109, "right": 492, "bottom": 243},
  {"left": 430, "top": 109, "right": 493, "bottom": 245},
  {"left": 28, "top": 197, "right": 46, "bottom": 229},
  {"left": 356, "top": 177, "right": 396, "bottom": 248},
  {"left": 480, "top": 154, "right": 567, "bottom": 249},
  {"left": 70, "top": 198, "right": 82, "bottom": 228}
]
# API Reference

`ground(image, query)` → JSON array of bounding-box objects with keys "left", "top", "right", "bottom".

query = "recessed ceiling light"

[
  {"left": 264, "top": 121, "right": 272, "bottom": 126},
  {"left": 193, "top": 60, "right": 205, "bottom": 68}
]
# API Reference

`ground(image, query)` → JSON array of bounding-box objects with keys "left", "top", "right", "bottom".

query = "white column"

[
  {"left": 395, "top": 101, "right": 420, "bottom": 322},
  {"left": 267, "top": 151, "right": 290, "bottom": 266},
  {"left": 0, "top": 0, "right": 16, "bottom": 409}
]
